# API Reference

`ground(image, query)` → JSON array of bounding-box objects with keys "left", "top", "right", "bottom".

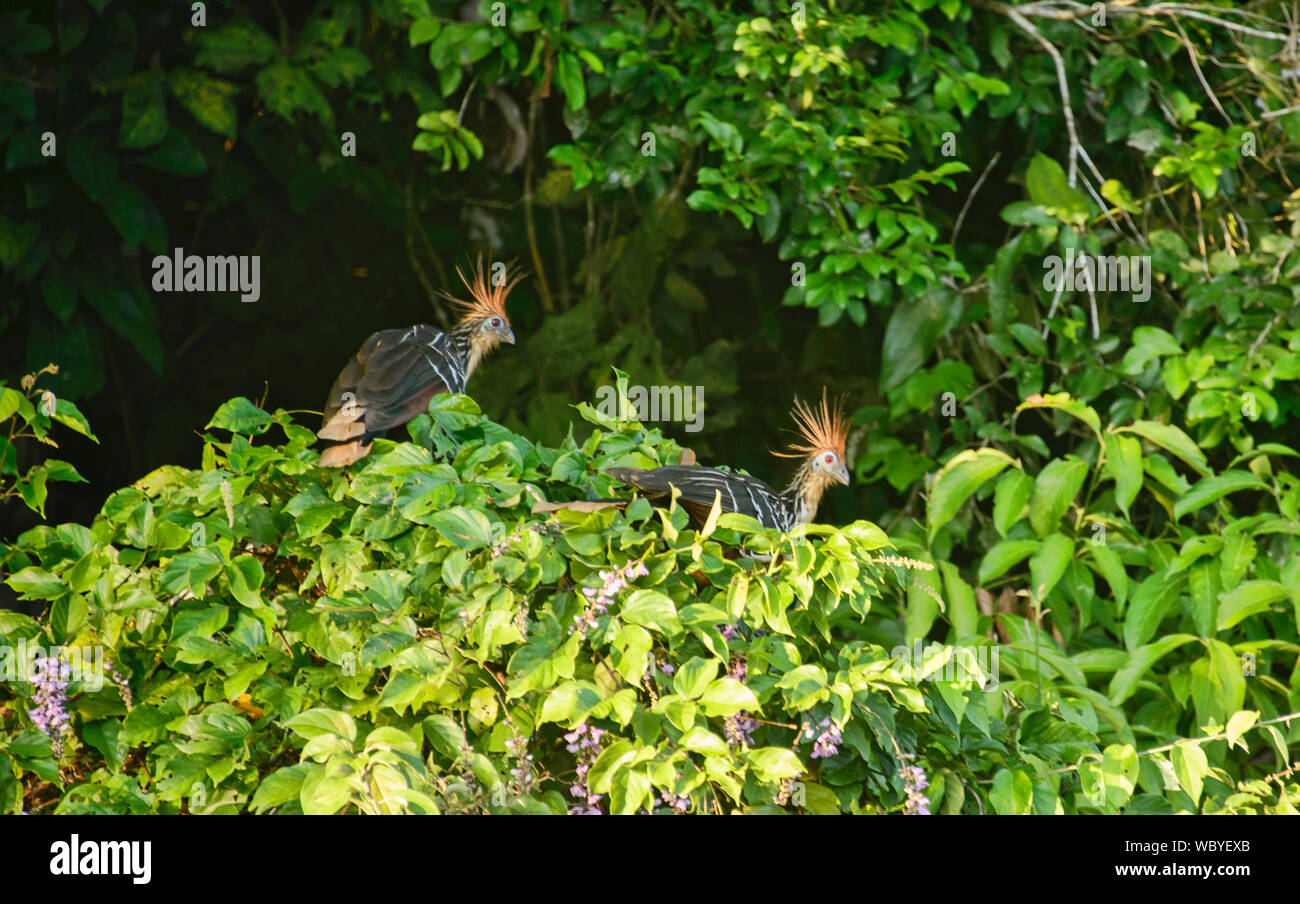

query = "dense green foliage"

[
  {"left": 0, "top": 389, "right": 1296, "bottom": 814},
  {"left": 2, "top": 0, "right": 1300, "bottom": 813}
]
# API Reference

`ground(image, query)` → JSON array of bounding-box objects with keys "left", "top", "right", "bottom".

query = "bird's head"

[
  {"left": 444, "top": 256, "right": 524, "bottom": 347},
  {"left": 773, "top": 389, "right": 851, "bottom": 487}
]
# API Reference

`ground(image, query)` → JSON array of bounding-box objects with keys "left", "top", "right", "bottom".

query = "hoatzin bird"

[
  {"left": 316, "top": 258, "right": 523, "bottom": 467},
  {"left": 604, "top": 390, "right": 851, "bottom": 530}
]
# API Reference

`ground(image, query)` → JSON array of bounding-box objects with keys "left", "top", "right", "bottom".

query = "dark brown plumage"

[
  {"left": 317, "top": 258, "right": 523, "bottom": 466},
  {"left": 605, "top": 390, "right": 851, "bottom": 530}
]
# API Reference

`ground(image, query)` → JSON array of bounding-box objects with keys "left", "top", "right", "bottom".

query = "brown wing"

[{"left": 320, "top": 325, "right": 465, "bottom": 438}]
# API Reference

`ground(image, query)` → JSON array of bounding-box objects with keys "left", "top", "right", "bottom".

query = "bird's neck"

[
  {"left": 781, "top": 458, "right": 831, "bottom": 525},
  {"left": 449, "top": 318, "right": 500, "bottom": 378}
]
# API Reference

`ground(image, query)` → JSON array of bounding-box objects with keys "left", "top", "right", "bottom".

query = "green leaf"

[
  {"left": 672, "top": 657, "right": 719, "bottom": 700},
  {"left": 1121, "top": 326, "right": 1182, "bottom": 374},
  {"left": 539, "top": 681, "right": 601, "bottom": 725},
  {"left": 256, "top": 61, "right": 333, "bottom": 125},
  {"left": 5, "top": 567, "right": 67, "bottom": 600},
  {"left": 1123, "top": 571, "right": 1182, "bottom": 651},
  {"left": 1191, "top": 640, "right": 1246, "bottom": 725},
  {"left": 422, "top": 714, "right": 467, "bottom": 757},
  {"left": 52, "top": 398, "right": 98, "bottom": 442},
  {"left": 555, "top": 53, "right": 586, "bottom": 112},
  {"left": 119, "top": 72, "right": 168, "bottom": 149},
  {"left": 0, "top": 387, "right": 21, "bottom": 422},
  {"left": 429, "top": 507, "right": 495, "bottom": 548},
  {"left": 882, "top": 289, "right": 963, "bottom": 390},
  {"left": 1088, "top": 545, "right": 1128, "bottom": 607},
  {"left": 225, "top": 555, "right": 265, "bottom": 608},
  {"left": 1216, "top": 581, "right": 1287, "bottom": 631},
  {"left": 80, "top": 285, "right": 163, "bottom": 374},
  {"left": 206, "top": 397, "right": 273, "bottom": 434},
  {"left": 1029, "top": 534, "right": 1073, "bottom": 602},
  {"left": 468, "top": 687, "right": 498, "bottom": 727},
  {"left": 300, "top": 768, "right": 352, "bottom": 815},
  {"left": 1171, "top": 740, "right": 1207, "bottom": 806},
  {"left": 0, "top": 212, "right": 39, "bottom": 270},
  {"left": 697, "top": 677, "right": 759, "bottom": 717},
  {"left": 169, "top": 68, "right": 240, "bottom": 138},
  {"left": 1118, "top": 420, "right": 1210, "bottom": 477},
  {"left": 250, "top": 764, "right": 312, "bottom": 813},
  {"left": 978, "top": 539, "right": 1039, "bottom": 584},
  {"left": 927, "top": 448, "right": 1017, "bottom": 541},
  {"left": 1107, "top": 634, "right": 1198, "bottom": 703},
  {"left": 1102, "top": 433, "right": 1143, "bottom": 518},
  {"left": 1173, "top": 471, "right": 1269, "bottom": 520},
  {"left": 285, "top": 708, "right": 357, "bottom": 741},
  {"left": 992, "top": 470, "right": 1033, "bottom": 536},
  {"left": 939, "top": 561, "right": 979, "bottom": 639},
  {"left": 745, "top": 747, "right": 803, "bottom": 783},
  {"left": 1025, "top": 152, "right": 1089, "bottom": 223},
  {"left": 678, "top": 727, "right": 729, "bottom": 757},
  {"left": 410, "top": 18, "right": 441, "bottom": 46},
  {"left": 50, "top": 594, "right": 87, "bottom": 640},
  {"left": 990, "top": 768, "right": 1033, "bottom": 814},
  {"left": 1029, "top": 457, "right": 1088, "bottom": 537},
  {"left": 620, "top": 589, "right": 681, "bottom": 634},
  {"left": 1187, "top": 560, "right": 1219, "bottom": 637},
  {"left": 1223, "top": 710, "right": 1259, "bottom": 751},
  {"left": 195, "top": 19, "right": 278, "bottom": 73},
  {"left": 139, "top": 128, "right": 208, "bottom": 175},
  {"left": 1099, "top": 743, "right": 1139, "bottom": 807}
]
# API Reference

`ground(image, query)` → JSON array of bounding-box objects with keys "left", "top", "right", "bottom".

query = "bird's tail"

[
  {"left": 318, "top": 403, "right": 367, "bottom": 441},
  {"left": 318, "top": 438, "right": 374, "bottom": 467}
]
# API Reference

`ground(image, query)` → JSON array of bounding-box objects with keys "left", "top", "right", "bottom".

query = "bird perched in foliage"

[
  {"left": 605, "top": 390, "right": 851, "bottom": 530},
  {"left": 316, "top": 258, "right": 523, "bottom": 467}
]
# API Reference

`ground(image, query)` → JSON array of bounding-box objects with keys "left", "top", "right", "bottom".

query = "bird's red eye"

[
  {"left": 824, "top": 454, "right": 833, "bottom": 463},
  {"left": 490, "top": 317, "right": 501, "bottom": 328}
]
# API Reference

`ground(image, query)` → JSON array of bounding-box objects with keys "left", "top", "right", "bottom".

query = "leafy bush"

[
  {"left": 3, "top": 385, "right": 1296, "bottom": 814},
  {"left": 0, "top": 365, "right": 97, "bottom": 518}
]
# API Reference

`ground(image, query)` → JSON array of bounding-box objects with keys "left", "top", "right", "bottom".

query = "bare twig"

[{"left": 952, "top": 151, "right": 1002, "bottom": 246}]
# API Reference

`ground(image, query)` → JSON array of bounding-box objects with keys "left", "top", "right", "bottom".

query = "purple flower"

[
  {"left": 719, "top": 623, "right": 737, "bottom": 642},
  {"left": 569, "top": 560, "right": 648, "bottom": 636},
  {"left": 655, "top": 792, "right": 691, "bottom": 814},
  {"left": 901, "top": 761, "right": 931, "bottom": 815},
  {"left": 728, "top": 656, "right": 746, "bottom": 683},
  {"left": 105, "top": 659, "right": 132, "bottom": 708},
  {"left": 724, "top": 713, "right": 759, "bottom": 748},
  {"left": 29, "top": 656, "right": 72, "bottom": 756},
  {"left": 566, "top": 723, "right": 607, "bottom": 814},
  {"left": 805, "top": 717, "right": 841, "bottom": 759},
  {"left": 504, "top": 735, "right": 535, "bottom": 793}
]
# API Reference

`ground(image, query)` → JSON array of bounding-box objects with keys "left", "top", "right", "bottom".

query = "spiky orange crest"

[
  {"left": 442, "top": 256, "right": 525, "bottom": 321},
  {"left": 771, "top": 389, "right": 849, "bottom": 459}
]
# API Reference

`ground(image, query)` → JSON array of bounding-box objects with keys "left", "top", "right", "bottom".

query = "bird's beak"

[
  {"left": 501, "top": 325, "right": 516, "bottom": 345},
  {"left": 834, "top": 463, "right": 851, "bottom": 486}
]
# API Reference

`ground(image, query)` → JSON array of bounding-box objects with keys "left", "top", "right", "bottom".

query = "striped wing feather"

[
  {"left": 606, "top": 465, "right": 790, "bottom": 530},
  {"left": 321, "top": 325, "right": 466, "bottom": 434}
]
